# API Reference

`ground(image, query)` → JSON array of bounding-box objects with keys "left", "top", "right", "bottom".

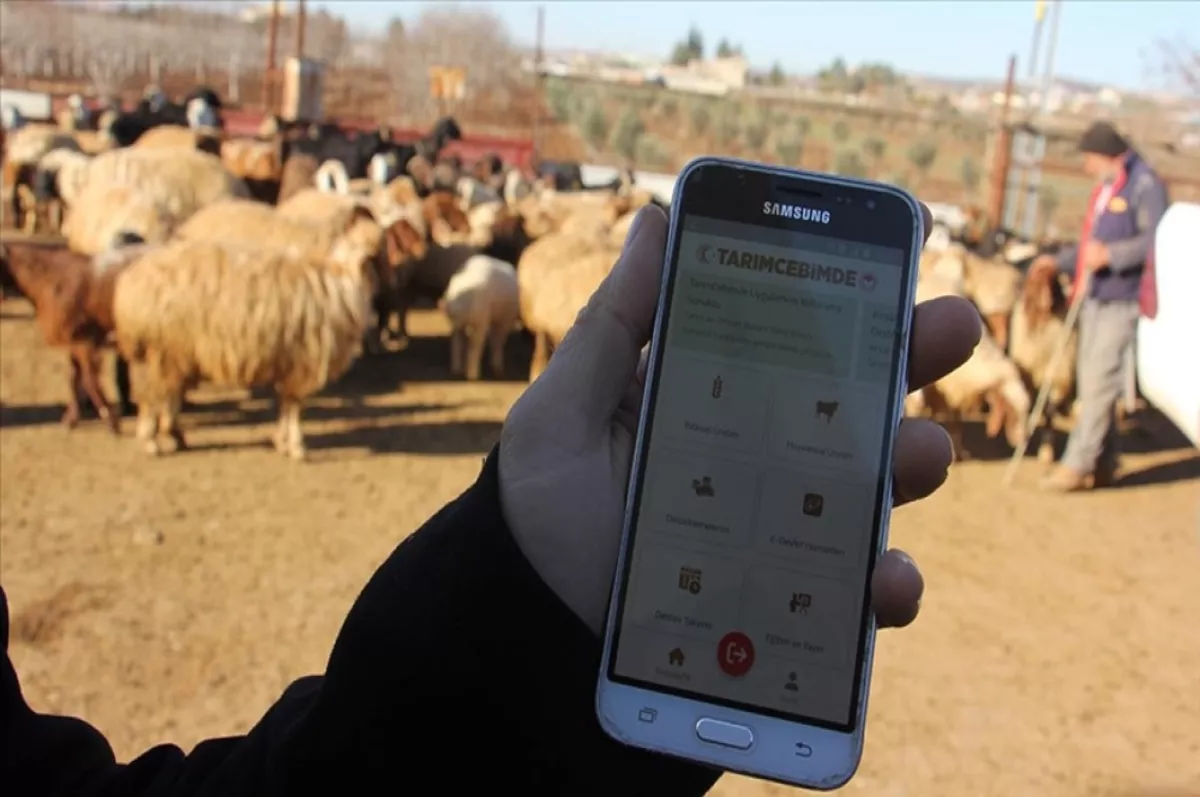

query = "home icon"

[{"left": 668, "top": 647, "right": 686, "bottom": 666}]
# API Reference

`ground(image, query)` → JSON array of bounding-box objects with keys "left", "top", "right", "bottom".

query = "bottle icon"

[{"left": 711, "top": 376, "right": 723, "bottom": 399}]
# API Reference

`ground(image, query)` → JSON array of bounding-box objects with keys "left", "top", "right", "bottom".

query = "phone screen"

[{"left": 608, "top": 203, "right": 912, "bottom": 732}]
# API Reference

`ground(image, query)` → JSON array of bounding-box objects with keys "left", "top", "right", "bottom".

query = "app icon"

[
  {"left": 668, "top": 647, "right": 686, "bottom": 666},
  {"left": 691, "top": 475, "right": 715, "bottom": 497},
  {"left": 696, "top": 244, "right": 715, "bottom": 264},
  {"left": 802, "top": 492, "right": 824, "bottom": 517},
  {"left": 815, "top": 399, "right": 839, "bottom": 423},
  {"left": 711, "top": 376, "right": 723, "bottom": 399},
  {"left": 861, "top": 272, "right": 878, "bottom": 292},
  {"left": 789, "top": 592, "right": 812, "bottom": 614},
  {"left": 784, "top": 671, "right": 800, "bottom": 692},
  {"left": 678, "top": 566, "right": 703, "bottom": 594},
  {"left": 717, "top": 631, "right": 755, "bottom": 677}
]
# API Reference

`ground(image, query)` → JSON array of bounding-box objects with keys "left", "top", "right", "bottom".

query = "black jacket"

[{"left": 1, "top": 449, "right": 721, "bottom": 796}]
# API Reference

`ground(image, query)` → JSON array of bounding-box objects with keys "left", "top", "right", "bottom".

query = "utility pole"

[
  {"left": 295, "top": 0, "right": 307, "bottom": 61},
  {"left": 262, "top": 0, "right": 281, "bottom": 112},
  {"left": 987, "top": 54, "right": 1018, "bottom": 230},
  {"left": 533, "top": 5, "right": 546, "bottom": 163},
  {"left": 1021, "top": 0, "right": 1063, "bottom": 239}
]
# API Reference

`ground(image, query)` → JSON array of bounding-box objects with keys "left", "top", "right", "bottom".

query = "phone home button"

[{"left": 695, "top": 718, "right": 755, "bottom": 750}]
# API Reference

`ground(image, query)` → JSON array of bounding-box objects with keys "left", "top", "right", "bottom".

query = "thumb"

[{"left": 539, "top": 204, "right": 669, "bottom": 437}]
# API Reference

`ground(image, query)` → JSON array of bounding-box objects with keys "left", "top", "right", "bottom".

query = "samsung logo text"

[{"left": 762, "top": 202, "right": 831, "bottom": 224}]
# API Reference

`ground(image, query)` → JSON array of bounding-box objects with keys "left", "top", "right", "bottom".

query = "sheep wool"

[
  {"left": 73, "top": 147, "right": 249, "bottom": 221},
  {"left": 62, "top": 183, "right": 178, "bottom": 256},
  {"left": 114, "top": 215, "right": 382, "bottom": 399}
]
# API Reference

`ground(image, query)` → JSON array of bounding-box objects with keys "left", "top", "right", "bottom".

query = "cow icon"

[{"left": 815, "top": 400, "right": 840, "bottom": 423}]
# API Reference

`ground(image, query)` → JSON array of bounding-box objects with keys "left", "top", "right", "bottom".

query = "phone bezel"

[{"left": 595, "top": 156, "right": 924, "bottom": 790}]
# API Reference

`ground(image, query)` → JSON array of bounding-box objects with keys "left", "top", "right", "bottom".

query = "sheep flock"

[{"left": 2, "top": 84, "right": 1087, "bottom": 465}]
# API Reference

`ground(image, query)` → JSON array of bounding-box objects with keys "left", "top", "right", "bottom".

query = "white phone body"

[{"left": 596, "top": 157, "right": 923, "bottom": 790}]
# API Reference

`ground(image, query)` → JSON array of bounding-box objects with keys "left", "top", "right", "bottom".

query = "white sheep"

[
  {"left": 314, "top": 159, "right": 351, "bottom": 194},
  {"left": 113, "top": 208, "right": 383, "bottom": 460},
  {"left": 439, "top": 255, "right": 520, "bottom": 381},
  {"left": 908, "top": 272, "right": 1032, "bottom": 460},
  {"left": 62, "top": 183, "right": 179, "bottom": 255}
]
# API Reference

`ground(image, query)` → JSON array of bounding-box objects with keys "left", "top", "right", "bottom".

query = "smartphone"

[{"left": 596, "top": 157, "right": 922, "bottom": 789}]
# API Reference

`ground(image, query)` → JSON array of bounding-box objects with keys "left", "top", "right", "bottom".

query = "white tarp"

[
  {"left": 0, "top": 88, "right": 52, "bottom": 125},
  {"left": 1137, "top": 201, "right": 1200, "bottom": 448}
]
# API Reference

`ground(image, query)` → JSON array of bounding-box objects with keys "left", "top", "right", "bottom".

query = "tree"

[
  {"left": 768, "top": 62, "right": 786, "bottom": 86},
  {"left": 715, "top": 38, "right": 742, "bottom": 58},
  {"left": 831, "top": 119, "right": 850, "bottom": 140},
  {"left": 861, "top": 137, "right": 886, "bottom": 164},
  {"left": 670, "top": 25, "right": 704, "bottom": 65},
  {"left": 656, "top": 94, "right": 679, "bottom": 118},
  {"left": 546, "top": 79, "right": 572, "bottom": 121},
  {"left": 742, "top": 119, "right": 769, "bottom": 150},
  {"left": 636, "top": 135, "right": 672, "bottom": 170},
  {"left": 1148, "top": 36, "right": 1199, "bottom": 96},
  {"left": 609, "top": 109, "right": 645, "bottom": 159},
  {"left": 793, "top": 116, "right": 811, "bottom": 137},
  {"left": 689, "top": 102, "right": 711, "bottom": 136},
  {"left": 907, "top": 139, "right": 938, "bottom": 184},
  {"left": 582, "top": 102, "right": 609, "bottom": 149},
  {"left": 715, "top": 109, "right": 739, "bottom": 146},
  {"left": 775, "top": 137, "right": 803, "bottom": 166},
  {"left": 960, "top": 155, "right": 981, "bottom": 196},
  {"left": 834, "top": 151, "right": 867, "bottom": 178}
]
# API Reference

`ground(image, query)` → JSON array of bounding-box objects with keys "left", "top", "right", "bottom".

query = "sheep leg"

[
  {"left": 77, "top": 348, "right": 119, "bottom": 435},
  {"left": 62, "top": 357, "right": 83, "bottom": 430},
  {"left": 162, "top": 394, "right": 188, "bottom": 452},
  {"left": 529, "top": 330, "right": 551, "bottom": 382},
  {"left": 114, "top": 355, "right": 136, "bottom": 416},
  {"left": 449, "top": 328, "right": 465, "bottom": 376},
  {"left": 488, "top": 323, "right": 508, "bottom": 378},
  {"left": 1037, "top": 404, "right": 1058, "bottom": 465},
  {"left": 272, "top": 397, "right": 291, "bottom": 454},
  {"left": 285, "top": 400, "right": 307, "bottom": 461},
  {"left": 465, "top": 326, "right": 488, "bottom": 382},
  {"left": 136, "top": 403, "right": 161, "bottom": 456}
]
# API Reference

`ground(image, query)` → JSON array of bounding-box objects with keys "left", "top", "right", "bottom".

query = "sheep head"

[
  {"left": 422, "top": 190, "right": 471, "bottom": 245},
  {"left": 329, "top": 205, "right": 385, "bottom": 283}
]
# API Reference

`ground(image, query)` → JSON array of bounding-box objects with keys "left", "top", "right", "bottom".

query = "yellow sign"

[
  {"left": 428, "top": 66, "right": 467, "bottom": 101},
  {"left": 1034, "top": 0, "right": 1047, "bottom": 21},
  {"left": 1108, "top": 196, "right": 1128, "bottom": 213}
]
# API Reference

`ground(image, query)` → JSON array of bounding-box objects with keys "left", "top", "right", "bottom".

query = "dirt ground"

[{"left": 2, "top": 299, "right": 1198, "bottom": 797}]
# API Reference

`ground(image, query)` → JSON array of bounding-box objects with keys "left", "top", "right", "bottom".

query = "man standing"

[{"left": 1032, "top": 121, "right": 1169, "bottom": 492}]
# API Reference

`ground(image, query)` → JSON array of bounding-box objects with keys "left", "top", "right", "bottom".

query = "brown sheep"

[{"left": 0, "top": 239, "right": 140, "bottom": 431}]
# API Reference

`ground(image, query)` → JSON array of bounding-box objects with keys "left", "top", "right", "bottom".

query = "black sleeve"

[{"left": 1, "top": 447, "right": 722, "bottom": 797}]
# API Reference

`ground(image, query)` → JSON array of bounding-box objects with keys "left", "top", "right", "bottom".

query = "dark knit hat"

[{"left": 1078, "top": 121, "right": 1129, "bottom": 157}]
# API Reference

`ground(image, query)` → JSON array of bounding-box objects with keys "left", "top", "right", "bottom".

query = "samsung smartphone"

[{"left": 597, "top": 157, "right": 923, "bottom": 789}]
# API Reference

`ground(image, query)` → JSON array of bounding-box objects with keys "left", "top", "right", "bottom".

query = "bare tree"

[
  {"left": 1149, "top": 36, "right": 1199, "bottom": 97},
  {"left": 385, "top": 5, "right": 521, "bottom": 123}
]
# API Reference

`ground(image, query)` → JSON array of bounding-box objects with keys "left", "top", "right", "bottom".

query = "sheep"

[
  {"left": 315, "top": 158, "right": 351, "bottom": 194},
  {"left": 277, "top": 153, "right": 321, "bottom": 205},
  {"left": 130, "top": 124, "right": 222, "bottom": 157},
  {"left": 906, "top": 272, "right": 1032, "bottom": 460},
  {"left": 515, "top": 230, "right": 622, "bottom": 381},
  {"left": 1008, "top": 265, "right": 1078, "bottom": 464},
  {"left": 39, "top": 147, "right": 249, "bottom": 225},
  {"left": 177, "top": 196, "right": 427, "bottom": 354},
  {"left": 0, "top": 238, "right": 141, "bottom": 431},
  {"left": 457, "top": 175, "right": 501, "bottom": 212},
  {"left": 438, "top": 255, "right": 520, "bottom": 381},
  {"left": 220, "top": 136, "right": 284, "bottom": 204},
  {"left": 922, "top": 243, "right": 1023, "bottom": 349},
  {"left": 61, "top": 183, "right": 179, "bottom": 255},
  {"left": 113, "top": 207, "right": 385, "bottom": 460}
]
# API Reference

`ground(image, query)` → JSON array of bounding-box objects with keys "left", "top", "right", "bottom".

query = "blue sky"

[{"left": 309, "top": 0, "right": 1196, "bottom": 92}]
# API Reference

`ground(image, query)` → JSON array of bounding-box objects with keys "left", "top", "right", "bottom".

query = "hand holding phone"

[{"left": 496, "top": 161, "right": 981, "bottom": 789}]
